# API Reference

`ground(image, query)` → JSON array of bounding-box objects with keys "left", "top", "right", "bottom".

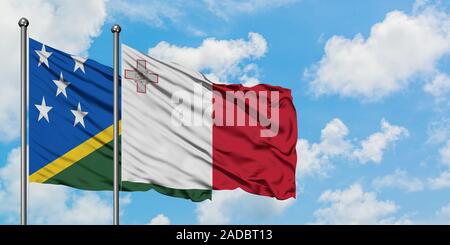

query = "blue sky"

[{"left": 1, "top": 0, "right": 450, "bottom": 224}]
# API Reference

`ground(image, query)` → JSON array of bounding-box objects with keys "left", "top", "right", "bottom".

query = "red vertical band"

[{"left": 212, "top": 84, "right": 298, "bottom": 200}]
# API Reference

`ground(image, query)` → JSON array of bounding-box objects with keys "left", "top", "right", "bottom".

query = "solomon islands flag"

[{"left": 29, "top": 38, "right": 120, "bottom": 190}]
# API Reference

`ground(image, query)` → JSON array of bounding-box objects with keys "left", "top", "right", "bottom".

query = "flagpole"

[
  {"left": 18, "top": 17, "right": 29, "bottom": 226},
  {"left": 111, "top": 24, "right": 121, "bottom": 226}
]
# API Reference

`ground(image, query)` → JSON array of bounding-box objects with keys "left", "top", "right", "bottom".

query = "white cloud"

[
  {"left": 313, "top": 183, "right": 411, "bottom": 224},
  {"left": 148, "top": 214, "right": 171, "bottom": 225},
  {"left": 297, "top": 118, "right": 351, "bottom": 177},
  {"left": 43, "top": 192, "right": 111, "bottom": 225},
  {"left": 372, "top": 169, "right": 424, "bottom": 192},
  {"left": 196, "top": 189, "right": 294, "bottom": 224},
  {"left": 239, "top": 75, "right": 261, "bottom": 87},
  {"left": 437, "top": 202, "right": 450, "bottom": 217},
  {"left": 148, "top": 32, "right": 267, "bottom": 83},
  {"left": 424, "top": 73, "right": 450, "bottom": 98},
  {"left": 428, "top": 170, "right": 450, "bottom": 189},
  {"left": 204, "top": 0, "right": 298, "bottom": 20},
  {"left": 307, "top": 6, "right": 450, "bottom": 101},
  {"left": 318, "top": 118, "right": 352, "bottom": 156},
  {"left": 352, "top": 119, "right": 409, "bottom": 164},
  {"left": 0, "top": 0, "right": 107, "bottom": 141},
  {"left": 426, "top": 119, "right": 450, "bottom": 172},
  {"left": 239, "top": 63, "right": 262, "bottom": 86},
  {"left": 298, "top": 118, "right": 408, "bottom": 177},
  {"left": 427, "top": 117, "right": 450, "bottom": 144},
  {"left": 0, "top": 148, "right": 21, "bottom": 216},
  {"left": 0, "top": 148, "right": 115, "bottom": 224},
  {"left": 439, "top": 140, "right": 450, "bottom": 165},
  {"left": 297, "top": 139, "right": 330, "bottom": 177}
]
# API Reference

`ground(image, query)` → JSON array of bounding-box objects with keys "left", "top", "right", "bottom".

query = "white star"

[
  {"left": 35, "top": 44, "right": 52, "bottom": 68},
  {"left": 35, "top": 97, "right": 53, "bottom": 122},
  {"left": 71, "top": 55, "right": 87, "bottom": 73},
  {"left": 71, "top": 102, "right": 88, "bottom": 128},
  {"left": 53, "top": 72, "right": 70, "bottom": 98}
]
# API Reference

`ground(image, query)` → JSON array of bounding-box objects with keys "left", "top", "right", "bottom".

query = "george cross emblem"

[{"left": 124, "top": 59, "right": 158, "bottom": 93}]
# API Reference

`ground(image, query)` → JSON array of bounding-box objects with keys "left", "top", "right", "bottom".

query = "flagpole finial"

[
  {"left": 18, "top": 17, "right": 29, "bottom": 27},
  {"left": 111, "top": 24, "right": 121, "bottom": 33}
]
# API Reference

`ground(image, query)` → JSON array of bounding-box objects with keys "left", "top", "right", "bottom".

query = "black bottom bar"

[{"left": 0, "top": 225, "right": 449, "bottom": 243}]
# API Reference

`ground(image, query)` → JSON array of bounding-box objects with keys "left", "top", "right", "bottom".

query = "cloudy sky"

[{"left": 1, "top": 0, "right": 450, "bottom": 224}]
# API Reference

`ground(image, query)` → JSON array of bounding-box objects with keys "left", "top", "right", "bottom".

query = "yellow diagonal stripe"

[{"left": 30, "top": 121, "right": 122, "bottom": 183}]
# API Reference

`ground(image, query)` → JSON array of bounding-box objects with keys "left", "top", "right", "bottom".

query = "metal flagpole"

[
  {"left": 18, "top": 17, "right": 29, "bottom": 226},
  {"left": 111, "top": 24, "right": 121, "bottom": 226}
]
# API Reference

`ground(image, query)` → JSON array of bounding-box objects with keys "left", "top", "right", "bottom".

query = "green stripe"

[
  {"left": 44, "top": 139, "right": 211, "bottom": 202},
  {"left": 122, "top": 181, "right": 212, "bottom": 202}
]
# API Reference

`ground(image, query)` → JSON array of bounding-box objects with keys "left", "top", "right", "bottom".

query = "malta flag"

[{"left": 122, "top": 45, "right": 298, "bottom": 201}]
